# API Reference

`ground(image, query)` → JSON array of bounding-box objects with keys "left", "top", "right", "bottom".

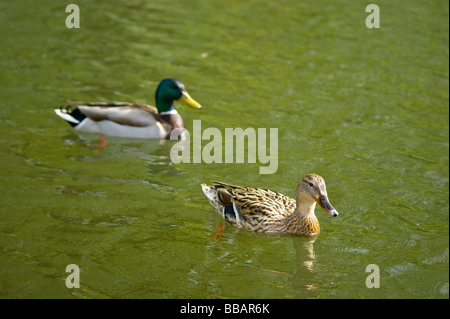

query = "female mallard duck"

[
  {"left": 201, "top": 174, "right": 339, "bottom": 236},
  {"left": 54, "top": 78, "right": 201, "bottom": 139}
]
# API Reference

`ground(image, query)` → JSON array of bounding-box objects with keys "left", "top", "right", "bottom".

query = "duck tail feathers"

[{"left": 54, "top": 105, "right": 86, "bottom": 127}]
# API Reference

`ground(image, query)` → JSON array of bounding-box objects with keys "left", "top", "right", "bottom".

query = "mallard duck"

[
  {"left": 201, "top": 174, "right": 339, "bottom": 236},
  {"left": 54, "top": 78, "right": 201, "bottom": 139}
]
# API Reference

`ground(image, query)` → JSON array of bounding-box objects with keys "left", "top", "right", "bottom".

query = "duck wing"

[
  {"left": 212, "top": 182, "right": 296, "bottom": 232},
  {"left": 71, "top": 102, "right": 161, "bottom": 127}
]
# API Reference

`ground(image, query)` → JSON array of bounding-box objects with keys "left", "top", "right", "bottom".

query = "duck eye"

[{"left": 308, "top": 183, "right": 313, "bottom": 187}]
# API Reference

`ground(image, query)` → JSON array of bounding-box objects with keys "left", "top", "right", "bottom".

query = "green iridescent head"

[{"left": 155, "top": 78, "right": 201, "bottom": 114}]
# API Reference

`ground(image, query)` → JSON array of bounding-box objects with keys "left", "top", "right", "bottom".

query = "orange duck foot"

[
  {"left": 214, "top": 222, "right": 225, "bottom": 241},
  {"left": 93, "top": 136, "right": 108, "bottom": 150}
]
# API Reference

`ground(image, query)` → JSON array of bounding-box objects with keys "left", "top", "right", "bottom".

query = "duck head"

[
  {"left": 296, "top": 174, "right": 339, "bottom": 217},
  {"left": 155, "top": 78, "right": 202, "bottom": 114}
]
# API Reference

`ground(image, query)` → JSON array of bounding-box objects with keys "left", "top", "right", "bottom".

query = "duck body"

[
  {"left": 54, "top": 79, "right": 201, "bottom": 139},
  {"left": 201, "top": 174, "right": 339, "bottom": 236},
  {"left": 56, "top": 102, "right": 169, "bottom": 139}
]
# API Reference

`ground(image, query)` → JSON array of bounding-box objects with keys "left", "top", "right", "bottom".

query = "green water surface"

[{"left": 0, "top": 0, "right": 448, "bottom": 298}]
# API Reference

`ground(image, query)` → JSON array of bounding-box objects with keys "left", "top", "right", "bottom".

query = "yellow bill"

[{"left": 179, "top": 91, "right": 202, "bottom": 109}]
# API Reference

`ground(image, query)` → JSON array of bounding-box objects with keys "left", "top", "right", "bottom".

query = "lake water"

[{"left": 0, "top": 0, "right": 448, "bottom": 299}]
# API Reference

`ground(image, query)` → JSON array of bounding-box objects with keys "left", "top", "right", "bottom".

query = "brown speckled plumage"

[{"left": 201, "top": 174, "right": 339, "bottom": 236}]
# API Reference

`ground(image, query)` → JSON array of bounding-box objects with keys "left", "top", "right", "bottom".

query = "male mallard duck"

[
  {"left": 54, "top": 78, "right": 201, "bottom": 139},
  {"left": 201, "top": 174, "right": 339, "bottom": 236}
]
